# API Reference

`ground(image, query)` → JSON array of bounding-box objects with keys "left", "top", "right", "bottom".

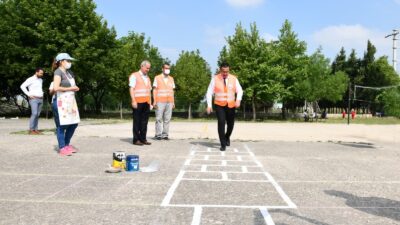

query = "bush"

[{"left": 377, "top": 88, "right": 400, "bottom": 117}]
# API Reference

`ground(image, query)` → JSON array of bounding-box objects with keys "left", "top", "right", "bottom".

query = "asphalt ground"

[{"left": 0, "top": 119, "right": 399, "bottom": 225}]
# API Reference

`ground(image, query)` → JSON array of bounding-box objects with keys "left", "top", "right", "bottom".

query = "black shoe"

[
  {"left": 142, "top": 141, "right": 152, "bottom": 145},
  {"left": 155, "top": 136, "right": 162, "bottom": 140},
  {"left": 133, "top": 141, "right": 144, "bottom": 146},
  {"left": 220, "top": 146, "right": 226, "bottom": 151},
  {"left": 163, "top": 137, "right": 169, "bottom": 140},
  {"left": 226, "top": 139, "right": 230, "bottom": 146}
]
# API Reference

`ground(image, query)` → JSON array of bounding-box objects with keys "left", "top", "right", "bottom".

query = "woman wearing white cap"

[{"left": 52, "top": 53, "right": 80, "bottom": 156}]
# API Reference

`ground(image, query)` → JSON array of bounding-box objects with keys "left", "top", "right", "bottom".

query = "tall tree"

[
  {"left": 219, "top": 23, "right": 284, "bottom": 120},
  {"left": 331, "top": 47, "right": 346, "bottom": 74},
  {"left": 274, "top": 19, "right": 308, "bottom": 118},
  {"left": 0, "top": 0, "right": 117, "bottom": 113},
  {"left": 296, "top": 48, "right": 348, "bottom": 104},
  {"left": 174, "top": 50, "right": 211, "bottom": 119},
  {"left": 110, "top": 32, "right": 165, "bottom": 118}
]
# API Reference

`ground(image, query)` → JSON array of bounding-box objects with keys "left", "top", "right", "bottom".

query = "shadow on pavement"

[
  {"left": 189, "top": 141, "right": 220, "bottom": 148},
  {"left": 325, "top": 190, "right": 400, "bottom": 222},
  {"left": 334, "top": 141, "right": 375, "bottom": 149},
  {"left": 120, "top": 138, "right": 132, "bottom": 144}
]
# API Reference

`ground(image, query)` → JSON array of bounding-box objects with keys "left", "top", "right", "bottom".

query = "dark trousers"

[
  {"left": 132, "top": 103, "right": 150, "bottom": 143},
  {"left": 215, "top": 105, "right": 236, "bottom": 147}
]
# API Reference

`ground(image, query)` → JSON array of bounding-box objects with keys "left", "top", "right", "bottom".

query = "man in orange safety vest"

[
  {"left": 153, "top": 63, "right": 175, "bottom": 140},
  {"left": 206, "top": 62, "right": 243, "bottom": 151},
  {"left": 129, "top": 60, "right": 153, "bottom": 146}
]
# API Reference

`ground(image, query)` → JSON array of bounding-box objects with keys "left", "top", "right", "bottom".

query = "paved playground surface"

[{"left": 0, "top": 119, "right": 399, "bottom": 224}]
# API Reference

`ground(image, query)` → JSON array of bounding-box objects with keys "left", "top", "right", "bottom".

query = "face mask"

[
  {"left": 65, "top": 62, "right": 72, "bottom": 69},
  {"left": 164, "top": 69, "right": 170, "bottom": 75}
]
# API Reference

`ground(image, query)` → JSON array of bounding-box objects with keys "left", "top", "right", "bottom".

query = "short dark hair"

[
  {"left": 220, "top": 62, "right": 230, "bottom": 68},
  {"left": 35, "top": 67, "right": 44, "bottom": 73},
  {"left": 163, "top": 63, "right": 170, "bottom": 68}
]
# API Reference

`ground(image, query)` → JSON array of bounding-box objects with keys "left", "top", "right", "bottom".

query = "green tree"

[
  {"left": 296, "top": 49, "right": 348, "bottom": 104},
  {"left": 174, "top": 50, "right": 211, "bottom": 119},
  {"left": 0, "top": 0, "right": 117, "bottom": 114},
  {"left": 219, "top": 23, "right": 284, "bottom": 120},
  {"left": 377, "top": 87, "right": 400, "bottom": 117},
  {"left": 110, "top": 32, "right": 165, "bottom": 118},
  {"left": 274, "top": 19, "right": 308, "bottom": 118},
  {"left": 332, "top": 47, "right": 346, "bottom": 74}
]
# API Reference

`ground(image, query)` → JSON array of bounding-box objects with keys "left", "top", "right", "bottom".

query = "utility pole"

[{"left": 385, "top": 29, "right": 399, "bottom": 72}]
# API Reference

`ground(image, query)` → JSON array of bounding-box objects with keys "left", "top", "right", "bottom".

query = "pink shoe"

[
  {"left": 66, "top": 145, "right": 78, "bottom": 153},
  {"left": 59, "top": 147, "right": 73, "bottom": 156}
]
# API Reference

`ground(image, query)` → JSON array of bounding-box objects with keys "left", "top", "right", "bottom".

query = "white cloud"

[
  {"left": 225, "top": 0, "right": 264, "bottom": 8},
  {"left": 159, "top": 47, "right": 180, "bottom": 63},
  {"left": 311, "top": 24, "right": 392, "bottom": 60},
  {"left": 204, "top": 26, "right": 227, "bottom": 46}
]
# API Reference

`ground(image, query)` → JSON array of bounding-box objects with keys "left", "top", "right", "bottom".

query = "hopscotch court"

[{"left": 161, "top": 143, "right": 297, "bottom": 225}]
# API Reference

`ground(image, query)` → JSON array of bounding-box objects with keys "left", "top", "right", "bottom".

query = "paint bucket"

[
  {"left": 126, "top": 155, "right": 139, "bottom": 172},
  {"left": 112, "top": 151, "right": 126, "bottom": 169}
]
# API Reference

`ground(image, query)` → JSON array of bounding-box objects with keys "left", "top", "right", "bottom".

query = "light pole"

[{"left": 385, "top": 29, "right": 399, "bottom": 72}]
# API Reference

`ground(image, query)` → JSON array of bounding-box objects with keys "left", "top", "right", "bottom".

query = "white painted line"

[
  {"left": 16, "top": 176, "right": 41, "bottom": 186},
  {"left": 244, "top": 143, "right": 297, "bottom": 209},
  {"left": 241, "top": 166, "right": 248, "bottom": 173},
  {"left": 188, "top": 164, "right": 260, "bottom": 167},
  {"left": 184, "top": 170, "right": 264, "bottom": 174},
  {"left": 221, "top": 160, "right": 227, "bottom": 166},
  {"left": 184, "top": 159, "right": 191, "bottom": 166},
  {"left": 192, "top": 159, "right": 254, "bottom": 162},
  {"left": 221, "top": 172, "right": 228, "bottom": 180},
  {"left": 190, "top": 151, "right": 196, "bottom": 156},
  {"left": 260, "top": 207, "right": 275, "bottom": 225},
  {"left": 161, "top": 171, "right": 185, "bottom": 206},
  {"left": 42, "top": 177, "right": 88, "bottom": 201},
  {"left": 201, "top": 165, "right": 207, "bottom": 172},
  {"left": 221, "top": 152, "right": 225, "bottom": 156},
  {"left": 165, "top": 204, "right": 295, "bottom": 209},
  {"left": 207, "top": 148, "right": 211, "bottom": 152},
  {"left": 263, "top": 171, "right": 297, "bottom": 208},
  {"left": 191, "top": 206, "right": 202, "bottom": 225},
  {"left": 233, "top": 148, "right": 239, "bottom": 152},
  {"left": 237, "top": 156, "right": 242, "bottom": 161},
  {"left": 181, "top": 178, "right": 270, "bottom": 183},
  {"left": 204, "top": 155, "right": 209, "bottom": 160},
  {"left": 194, "top": 151, "right": 249, "bottom": 155}
]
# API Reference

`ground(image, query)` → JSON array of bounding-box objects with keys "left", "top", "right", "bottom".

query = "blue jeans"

[
  {"left": 29, "top": 98, "right": 43, "bottom": 130},
  {"left": 52, "top": 99, "right": 78, "bottom": 149}
]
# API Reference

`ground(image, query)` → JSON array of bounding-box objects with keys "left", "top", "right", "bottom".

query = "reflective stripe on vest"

[
  {"left": 155, "top": 74, "right": 174, "bottom": 103},
  {"left": 131, "top": 72, "right": 151, "bottom": 104},
  {"left": 214, "top": 74, "right": 236, "bottom": 108}
]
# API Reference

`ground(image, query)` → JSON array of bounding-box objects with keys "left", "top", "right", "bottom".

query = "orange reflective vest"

[
  {"left": 130, "top": 72, "right": 151, "bottom": 104},
  {"left": 214, "top": 74, "right": 237, "bottom": 108},
  {"left": 154, "top": 74, "right": 175, "bottom": 103}
]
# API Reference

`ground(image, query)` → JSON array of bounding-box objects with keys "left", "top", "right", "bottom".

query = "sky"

[{"left": 94, "top": 0, "right": 400, "bottom": 72}]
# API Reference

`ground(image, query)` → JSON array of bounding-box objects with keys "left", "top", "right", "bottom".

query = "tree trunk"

[
  {"left": 281, "top": 102, "right": 287, "bottom": 119},
  {"left": 252, "top": 96, "right": 256, "bottom": 121},
  {"left": 119, "top": 101, "right": 123, "bottom": 119},
  {"left": 243, "top": 103, "right": 246, "bottom": 119},
  {"left": 188, "top": 103, "right": 192, "bottom": 120}
]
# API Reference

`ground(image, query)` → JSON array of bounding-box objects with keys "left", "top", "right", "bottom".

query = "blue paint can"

[{"left": 126, "top": 155, "right": 139, "bottom": 172}]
